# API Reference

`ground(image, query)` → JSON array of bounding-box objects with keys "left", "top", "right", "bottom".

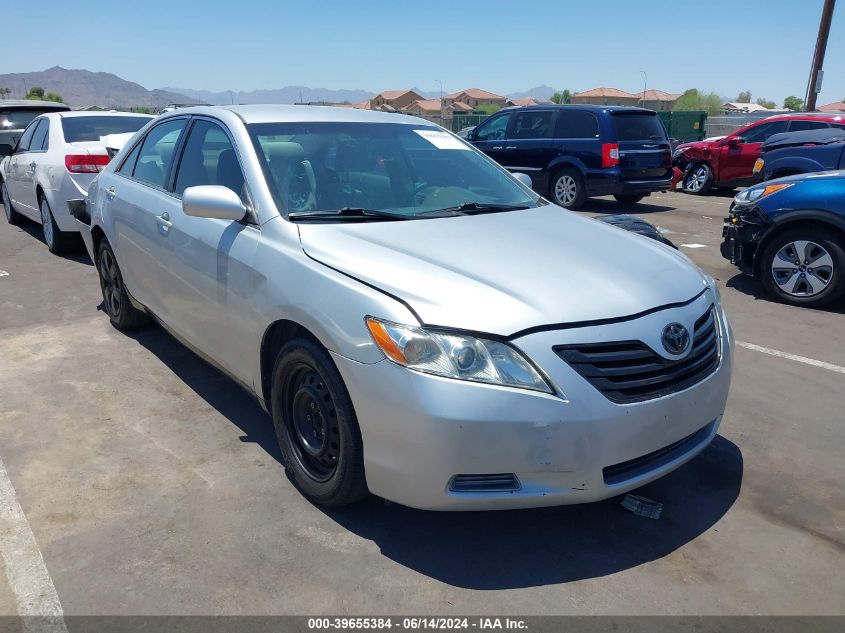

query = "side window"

[
  {"left": 740, "top": 121, "right": 788, "bottom": 143},
  {"left": 131, "top": 119, "right": 188, "bottom": 189},
  {"left": 14, "top": 120, "right": 39, "bottom": 153},
  {"left": 474, "top": 114, "right": 510, "bottom": 141},
  {"left": 30, "top": 119, "right": 49, "bottom": 152},
  {"left": 117, "top": 141, "right": 143, "bottom": 176},
  {"left": 788, "top": 120, "right": 830, "bottom": 132},
  {"left": 174, "top": 119, "right": 246, "bottom": 197},
  {"left": 554, "top": 111, "right": 599, "bottom": 138},
  {"left": 510, "top": 111, "right": 553, "bottom": 139}
]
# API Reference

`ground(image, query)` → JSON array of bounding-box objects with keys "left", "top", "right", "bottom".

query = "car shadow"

[
  {"left": 120, "top": 319, "right": 742, "bottom": 590},
  {"left": 581, "top": 197, "right": 676, "bottom": 215},
  {"left": 17, "top": 216, "right": 93, "bottom": 265},
  {"left": 726, "top": 273, "right": 845, "bottom": 314}
]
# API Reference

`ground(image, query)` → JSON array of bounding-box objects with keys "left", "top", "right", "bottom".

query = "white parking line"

[
  {"left": 0, "top": 456, "right": 67, "bottom": 633},
  {"left": 737, "top": 341, "right": 845, "bottom": 375},
  {"left": 680, "top": 243, "right": 708, "bottom": 249}
]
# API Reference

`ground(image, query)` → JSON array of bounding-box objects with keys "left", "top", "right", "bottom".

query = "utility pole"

[
  {"left": 640, "top": 71, "right": 647, "bottom": 107},
  {"left": 805, "top": 0, "right": 836, "bottom": 111},
  {"left": 435, "top": 79, "right": 444, "bottom": 126}
]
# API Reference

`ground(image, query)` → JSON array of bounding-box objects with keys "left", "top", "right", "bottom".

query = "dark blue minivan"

[{"left": 466, "top": 105, "right": 672, "bottom": 209}]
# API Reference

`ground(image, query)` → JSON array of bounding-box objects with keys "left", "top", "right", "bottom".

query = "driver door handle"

[
  {"left": 106, "top": 186, "right": 116, "bottom": 201},
  {"left": 505, "top": 146, "right": 517, "bottom": 150},
  {"left": 156, "top": 211, "right": 173, "bottom": 234},
  {"left": 29, "top": 161, "right": 37, "bottom": 169},
  {"left": 492, "top": 145, "right": 503, "bottom": 150}
]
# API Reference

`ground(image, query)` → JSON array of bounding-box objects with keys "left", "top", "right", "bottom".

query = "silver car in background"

[{"left": 80, "top": 105, "right": 733, "bottom": 510}]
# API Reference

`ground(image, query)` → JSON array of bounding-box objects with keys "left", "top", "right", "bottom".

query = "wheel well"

[
  {"left": 90, "top": 225, "right": 106, "bottom": 260},
  {"left": 754, "top": 218, "right": 845, "bottom": 275},
  {"left": 36, "top": 185, "right": 45, "bottom": 204},
  {"left": 259, "top": 320, "right": 324, "bottom": 405},
  {"left": 771, "top": 169, "right": 801, "bottom": 180}
]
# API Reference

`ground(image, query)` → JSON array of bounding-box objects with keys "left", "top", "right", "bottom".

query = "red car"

[{"left": 674, "top": 113, "right": 845, "bottom": 194}]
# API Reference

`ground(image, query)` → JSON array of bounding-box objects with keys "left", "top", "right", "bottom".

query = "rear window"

[
  {"left": 61, "top": 116, "right": 152, "bottom": 143},
  {"left": 0, "top": 108, "right": 62, "bottom": 131},
  {"left": 612, "top": 113, "right": 667, "bottom": 141}
]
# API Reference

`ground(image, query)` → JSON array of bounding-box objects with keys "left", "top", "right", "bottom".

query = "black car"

[
  {"left": 754, "top": 128, "right": 845, "bottom": 181},
  {"left": 466, "top": 105, "right": 672, "bottom": 209}
]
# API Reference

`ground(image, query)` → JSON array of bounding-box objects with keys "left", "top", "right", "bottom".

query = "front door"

[
  {"left": 5, "top": 119, "right": 40, "bottom": 218},
  {"left": 718, "top": 120, "right": 788, "bottom": 185},
  {"left": 498, "top": 109, "right": 555, "bottom": 189},
  {"left": 470, "top": 112, "right": 513, "bottom": 166}
]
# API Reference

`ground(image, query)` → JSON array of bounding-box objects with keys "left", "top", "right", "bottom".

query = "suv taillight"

[
  {"left": 601, "top": 143, "right": 620, "bottom": 168},
  {"left": 65, "top": 154, "right": 110, "bottom": 173}
]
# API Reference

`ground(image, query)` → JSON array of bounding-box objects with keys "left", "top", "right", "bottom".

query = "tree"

[
  {"left": 475, "top": 102, "right": 502, "bottom": 115},
  {"left": 43, "top": 91, "right": 64, "bottom": 104},
  {"left": 0, "top": 87, "right": 10, "bottom": 100},
  {"left": 783, "top": 96, "right": 804, "bottom": 111},
  {"left": 551, "top": 89, "right": 572, "bottom": 105},
  {"left": 736, "top": 90, "right": 752, "bottom": 103},
  {"left": 131, "top": 106, "right": 155, "bottom": 114},
  {"left": 756, "top": 97, "right": 776, "bottom": 109},
  {"left": 26, "top": 86, "right": 45, "bottom": 100},
  {"left": 673, "top": 89, "right": 724, "bottom": 116}
]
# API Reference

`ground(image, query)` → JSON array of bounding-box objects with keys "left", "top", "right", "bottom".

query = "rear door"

[
  {"left": 470, "top": 112, "right": 513, "bottom": 165},
  {"left": 553, "top": 109, "right": 602, "bottom": 170},
  {"left": 718, "top": 120, "right": 788, "bottom": 184},
  {"left": 498, "top": 109, "right": 555, "bottom": 188},
  {"left": 5, "top": 119, "right": 39, "bottom": 215},
  {"left": 18, "top": 118, "right": 50, "bottom": 211},
  {"left": 610, "top": 111, "right": 672, "bottom": 182}
]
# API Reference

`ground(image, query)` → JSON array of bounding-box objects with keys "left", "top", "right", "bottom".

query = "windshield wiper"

[
  {"left": 288, "top": 207, "right": 413, "bottom": 222},
  {"left": 419, "top": 202, "right": 531, "bottom": 216}
]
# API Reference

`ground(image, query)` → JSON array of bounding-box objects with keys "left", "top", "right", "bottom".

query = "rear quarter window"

[{"left": 612, "top": 114, "right": 667, "bottom": 141}]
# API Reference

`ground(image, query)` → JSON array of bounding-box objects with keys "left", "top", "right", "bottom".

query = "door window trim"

[
  {"left": 114, "top": 116, "right": 190, "bottom": 198},
  {"left": 27, "top": 119, "right": 50, "bottom": 154},
  {"left": 507, "top": 109, "right": 557, "bottom": 140}
]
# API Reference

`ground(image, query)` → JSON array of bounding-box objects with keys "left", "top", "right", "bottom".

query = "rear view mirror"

[
  {"left": 0, "top": 144, "right": 12, "bottom": 159},
  {"left": 511, "top": 172, "right": 533, "bottom": 188},
  {"left": 182, "top": 185, "right": 246, "bottom": 221}
]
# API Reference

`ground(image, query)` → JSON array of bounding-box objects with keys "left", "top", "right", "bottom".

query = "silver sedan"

[{"left": 80, "top": 105, "right": 733, "bottom": 510}]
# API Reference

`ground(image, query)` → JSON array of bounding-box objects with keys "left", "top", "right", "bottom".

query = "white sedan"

[{"left": 1, "top": 111, "right": 152, "bottom": 253}]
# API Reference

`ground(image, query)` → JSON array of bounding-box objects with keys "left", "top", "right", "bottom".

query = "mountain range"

[{"left": 0, "top": 67, "right": 558, "bottom": 109}]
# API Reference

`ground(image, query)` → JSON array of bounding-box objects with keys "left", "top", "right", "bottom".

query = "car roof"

[
  {"left": 162, "top": 104, "right": 433, "bottom": 126},
  {"left": 0, "top": 99, "right": 71, "bottom": 109},
  {"left": 53, "top": 111, "right": 154, "bottom": 119},
  {"left": 500, "top": 104, "right": 657, "bottom": 115}
]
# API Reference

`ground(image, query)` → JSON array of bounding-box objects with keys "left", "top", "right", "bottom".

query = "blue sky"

[{"left": 4, "top": 0, "right": 844, "bottom": 105}]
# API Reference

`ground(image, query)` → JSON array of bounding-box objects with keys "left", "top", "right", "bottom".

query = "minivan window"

[
  {"left": 0, "top": 108, "right": 59, "bottom": 131},
  {"left": 61, "top": 116, "right": 151, "bottom": 143},
  {"left": 612, "top": 113, "right": 667, "bottom": 141},
  {"left": 510, "top": 111, "right": 553, "bottom": 139},
  {"left": 474, "top": 114, "right": 510, "bottom": 141},
  {"left": 29, "top": 119, "right": 49, "bottom": 152},
  {"left": 174, "top": 119, "right": 246, "bottom": 197},
  {"left": 131, "top": 119, "right": 188, "bottom": 189},
  {"left": 248, "top": 122, "right": 536, "bottom": 216},
  {"left": 555, "top": 110, "right": 599, "bottom": 138}
]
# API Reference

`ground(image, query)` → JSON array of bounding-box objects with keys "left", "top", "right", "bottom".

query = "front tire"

[
  {"left": 40, "top": 196, "right": 74, "bottom": 254},
  {"left": 613, "top": 194, "right": 645, "bottom": 205},
  {"left": 2, "top": 181, "right": 22, "bottom": 225},
  {"left": 759, "top": 228, "right": 845, "bottom": 308},
  {"left": 271, "top": 339, "right": 368, "bottom": 507},
  {"left": 683, "top": 163, "right": 714, "bottom": 195},
  {"left": 97, "top": 241, "right": 149, "bottom": 329},
  {"left": 550, "top": 169, "right": 586, "bottom": 209}
]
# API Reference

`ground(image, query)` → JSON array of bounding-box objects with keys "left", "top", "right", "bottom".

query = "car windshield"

[
  {"left": 61, "top": 116, "right": 152, "bottom": 143},
  {"left": 612, "top": 113, "right": 667, "bottom": 141},
  {"left": 248, "top": 122, "right": 537, "bottom": 218},
  {"left": 0, "top": 108, "right": 62, "bottom": 130}
]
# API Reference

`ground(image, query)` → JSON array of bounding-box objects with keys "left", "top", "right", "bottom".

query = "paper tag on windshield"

[{"left": 413, "top": 129, "right": 470, "bottom": 150}]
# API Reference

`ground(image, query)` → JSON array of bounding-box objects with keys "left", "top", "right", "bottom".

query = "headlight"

[
  {"left": 704, "top": 274, "right": 721, "bottom": 303},
  {"left": 734, "top": 182, "right": 793, "bottom": 205},
  {"left": 365, "top": 317, "right": 554, "bottom": 393},
  {"left": 672, "top": 147, "right": 687, "bottom": 159}
]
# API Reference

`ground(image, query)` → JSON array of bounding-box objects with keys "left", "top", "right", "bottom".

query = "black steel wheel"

[
  {"left": 271, "top": 339, "right": 368, "bottom": 506},
  {"left": 97, "top": 241, "right": 148, "bottom": 329}
]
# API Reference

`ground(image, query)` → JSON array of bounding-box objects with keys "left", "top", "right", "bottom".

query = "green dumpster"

[{"left": 657, "top": 111, "right": 707, "bottom": 142}]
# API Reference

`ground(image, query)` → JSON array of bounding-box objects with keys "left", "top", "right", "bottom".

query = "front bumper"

[
  {"left": 720, "top": 203, "right": 770, "bottom": 272},
  {"left": 335, "top": 290, "right": 733, "bottom": 510}
]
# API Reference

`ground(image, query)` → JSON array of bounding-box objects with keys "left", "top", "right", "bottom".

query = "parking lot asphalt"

[{"left": 0, "top": 191, "right": 843, "bottom": 617}]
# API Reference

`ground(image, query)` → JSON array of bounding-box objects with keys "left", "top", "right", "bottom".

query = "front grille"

[
  {"left": 449, "top": 473, "right": 521, "bottom": 493},
  {"left": 554, "top": 306, "right": 719, "bottom": 404},
  {"left": 602, "top": 420, "right": 716, "bottom": 485}
]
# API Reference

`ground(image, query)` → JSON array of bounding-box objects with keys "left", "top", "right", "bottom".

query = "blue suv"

[{"left": 467, "top": 105, "right": 672, "bottom": 209}]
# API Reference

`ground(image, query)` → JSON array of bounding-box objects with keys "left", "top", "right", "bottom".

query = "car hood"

[
  {"left": 297, "top": 205, "right": 709, "bottom": 335},
  {"left": 677, "top": 139, "right": 717, "bottom": 152}
]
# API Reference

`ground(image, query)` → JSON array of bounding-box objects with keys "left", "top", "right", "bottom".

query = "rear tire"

[
  {"left": 97, "top": 240, "right": 149, "bottom": 329},
  {"left": 613, "top": 194, "right": 645, "bottom": 205},
  {"left": 271, "top": 338, "right": 368, "bottom": 507},
  {"left": 550, "top": 169, "right": 587, "bottom": 209},
  {"left": 683, "top": 163, "right": 714, "bottom": 195},
  {"left": 759, "top": 227, "right": 845, "bottom": 308},
  {"left": 40, "top": 196, "right": 75, "bottom": 254},
  {"left": 2, "top": 181, "right": 22, "bottom": 225}
]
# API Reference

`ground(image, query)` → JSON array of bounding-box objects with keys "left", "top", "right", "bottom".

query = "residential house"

[
  {"left": 403, "top": 99, "right": 444, "bottom": 117},
  {"left": 817, "top": 101, "right": 845, "bottom": 113},
  {"left": 639, "top": 89, "right": 681, "bottom": 112},
  {"left": 507, "top": 97, "right": 547, "bottom": 107},
  {"left": 443, "top": 88, "right": 508, "bottom": 110},
  {"left": 572, "top": 87, "right": 640, "bottom": 107},
  {"left": 368, "top": 89, "right": 422, "bottom": 111},
  {"left": 722, "top": 102, "right": 788, "bottom": 114}
]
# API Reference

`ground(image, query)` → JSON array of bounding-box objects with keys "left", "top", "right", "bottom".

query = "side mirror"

[
  {"left": 726, "top": 136, "right": 744, "bottom": 147},
  {"left": 511, "top": 172, "right": 533, "bottom": 188},
  {"left": 0, "top": 144, "right": 12, "bottom": 159},
  {"left": 182, "top": 185, "right": 246, "bottom": 221}
]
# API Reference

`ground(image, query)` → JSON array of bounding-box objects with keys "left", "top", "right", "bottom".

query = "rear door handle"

[
  {"left": 106, "top": 186, "right": 116, "bottom": 200},
  {"left": 29, "top": 161, "right": 37, "bottom": 169},
  {"left": 156, "top": 211, "right": 173, "bottom": 234},
  {"left": 492, "top": 146, "right": 503, "bottom": 150},
  {"left": 505, "top": 146, "right": 517, "bottom": 150}
]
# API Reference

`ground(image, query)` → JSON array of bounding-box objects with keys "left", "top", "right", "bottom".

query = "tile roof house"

[
  {"left": 572, "top": 87, "right": 641, "bottom": 106},
  {"left": 817, "top": 101, "right": 845, "bottom": 113},
  {"left": 443, "top": 88, "right": 508, "bottom": 110},
  {"left": 367, "top": 89, "right": 423, "bottom": 111},
  {"left": 721, "top": 102, "right": 789, "bottom": 114},
  {"left": 507, "top": 97, "right": 547, "bottom": 107},
  {"left": 403, "top": 99, "right": 444, "bottom": 116},
  {"left": 639, "top": 89, "right": 682, "bottom": 112}
]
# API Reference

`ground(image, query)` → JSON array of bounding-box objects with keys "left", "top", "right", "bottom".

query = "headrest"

[{"left": 262, "top": 141, "right": 305, "bottom": 161}]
